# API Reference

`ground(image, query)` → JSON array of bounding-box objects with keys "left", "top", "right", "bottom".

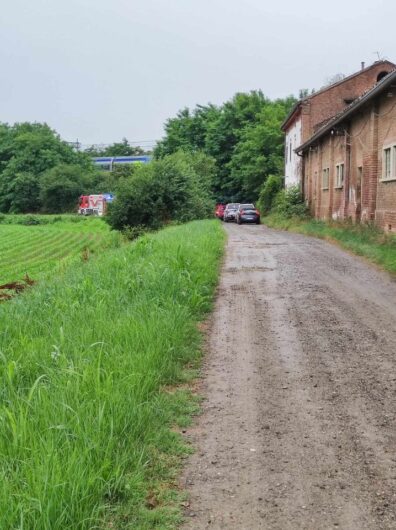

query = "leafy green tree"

[
  {"left": 8, "top": 173, "right": 41, "bottom": 213},
  {"left": 257, "top": 175, "right": 283, "bottom": 214},
  {"left": 228, "top": 99, "right": 294, "bottom": 200},
  {"left": 39, "top": 164, "right": 89, "bottom": 213},
  {"left": 154, "top": 92, "right": 297, "bottom": 203},
  {"left": 0, "top": 122, "right": 91, "bottom": 212},
  {"left": 89, "top": 165, "right": 131, "bottom": 196},
  {"left": 154, "top": 105, "right": 220, "bottom": 158},
  {"left": 106, "top": 151, "right": 215, "bottom": 231},
  {"left": 85, "top": 138, "right": 147, "bottom": 157}
]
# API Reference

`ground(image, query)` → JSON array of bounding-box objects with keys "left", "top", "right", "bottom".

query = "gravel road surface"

[{"left": 181, "top": 223, "right": 396, "bottom": 530}]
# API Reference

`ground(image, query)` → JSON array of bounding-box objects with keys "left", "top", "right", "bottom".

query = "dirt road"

[{"left": 181, "top": 223, "right": 396, "bottom": 530}]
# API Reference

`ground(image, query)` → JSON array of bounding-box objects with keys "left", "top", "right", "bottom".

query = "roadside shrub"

[
  {"left": 19, "top": 215, "right": 43, "bottom": 225},
  {"left": 273, "top": 185, "right": 309, "bottom": 218},
  {"left": 51, "top": 215, "right": 63, "bottom": 223},
  {"left": 40, "top": 164, "right": 93, "bottom": 213},
  {"left": 9, "top": 172, "right": 41, "bottom": 213},
  {"left": 257, "top": 175, "right": 283, "bottom": 214},
  {"left": 106, "top": 150, "right": 215, "bottom": 231},
  {"left": 122, "top": 225, "right": 147, "bottom": 240}
]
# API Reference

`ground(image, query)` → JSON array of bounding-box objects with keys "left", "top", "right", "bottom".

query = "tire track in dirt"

[{"left": 180, "top": 223, "right": 396, "bottom": 530}]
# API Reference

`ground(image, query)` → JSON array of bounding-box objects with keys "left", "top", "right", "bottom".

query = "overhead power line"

[{"left": 75, "top": 139, "right": 159, "bottom": 149}]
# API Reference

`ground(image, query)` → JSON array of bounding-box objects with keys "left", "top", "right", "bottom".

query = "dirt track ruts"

[{"left": 181, "top": 223, "right": 396, "bottom": 530}]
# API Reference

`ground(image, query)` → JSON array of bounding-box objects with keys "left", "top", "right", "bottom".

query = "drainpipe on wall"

[
  {"left": 369, "top": 102, "right": 379, "bottom": 221},
  {"left": 343, "top": 126, "right": 351, "bottom": 219},
  {"left": 296, "top": 150, "right": 305, "bottom": 198},
  {"left": 329, "top": 134, "right": 335, "bottom": 219}
]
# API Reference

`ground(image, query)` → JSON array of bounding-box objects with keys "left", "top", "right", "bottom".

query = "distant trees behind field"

[
  {"left": 0, "top": 90, "right": 297, "bottom": 219},
  {"left": 0, "top": 123, "right": 87, "bottom": 213},
  {"left": 84, "top": 137, "right": 149, "bottom": 157},
  {"left": 0, "top": 123, "right": 125, "bottom": 213}
]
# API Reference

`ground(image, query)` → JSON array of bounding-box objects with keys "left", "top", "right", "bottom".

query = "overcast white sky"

[{"left": 1, "top": 0, "right": 395, "bottom": 147}]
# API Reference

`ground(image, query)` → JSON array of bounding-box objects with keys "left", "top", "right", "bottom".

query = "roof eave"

[
  {"left": 295, "top": 70, "right": 396, "bottom": 154},
  {"left": 281, "top": 102, "right": 302, "bottom": 131}
]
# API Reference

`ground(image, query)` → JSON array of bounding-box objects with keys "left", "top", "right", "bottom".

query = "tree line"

[
  {"left": 106, "top": 91, "right": 296, "bottom": 231},
  {"left": 154, "top": 91, "right": 296, "bottom": 202},
  {"left": 0, "top": 90, "right": 296, "bottom": 221},
  {"left": 0, "top": 124, "right": 147, "bottom": 213},
  {"left": 84, "top": 137, "right": 149, "bottom": 157}
]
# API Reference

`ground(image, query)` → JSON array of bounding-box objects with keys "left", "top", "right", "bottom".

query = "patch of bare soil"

[
  {"left": 180, "top": 223, "right": 396, "bottom": 529},
  {"left": 0, "top": 275, "right": 35, "bottom": 302}
]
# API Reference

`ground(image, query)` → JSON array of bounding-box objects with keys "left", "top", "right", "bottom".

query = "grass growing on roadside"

[
  {"left": 0, "top": 220, "right": 225, "bottom": 529},
  {"left": 0, "top": 216, "right": 122, "bottom": 284},
  {"left": 264, "top": 213, "right": 396, "bottom": 274}
]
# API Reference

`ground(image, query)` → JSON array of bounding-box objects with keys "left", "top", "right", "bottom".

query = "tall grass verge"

[
  {"left": 264, "top": 213, "right": 396, "bottom": 274},
  {"left": 0, "top": 220, "right": 225, "bottom": 529}
]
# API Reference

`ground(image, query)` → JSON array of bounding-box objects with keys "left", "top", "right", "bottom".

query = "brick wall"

[
  {"left": 307, "top": 62, "right": 394, "bottom": 138},
  {"left": 331, "top": 135, "right": 346, "bottom": 219},
  {"left": 284, "top": 62, "right": 395, "bottom": 185},
  {"left": 347, "top": 110, "right": 372, "bottom": 220},
  {"left": 302, "top": 84, "right": 396, "bottom": 231},
  {"left": 376, "top": 91, "right": 396, "bottom": 230}
]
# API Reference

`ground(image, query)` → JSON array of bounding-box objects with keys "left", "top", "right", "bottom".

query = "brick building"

[
  {"left": 296, "top": 70, "right": 396, "bottom": 231},
  {"left": 281, "top": 60, "right": 395, "bottom": 187}
]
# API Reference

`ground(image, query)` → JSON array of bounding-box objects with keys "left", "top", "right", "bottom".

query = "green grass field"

[
  {"left": 0, "top": 219, "right": 225, "bottom": 529},
  {"left": 0, "top": 215, "right": 121, "bottom": 285}
]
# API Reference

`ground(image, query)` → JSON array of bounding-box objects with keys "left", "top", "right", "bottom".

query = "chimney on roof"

[{"left": 361, "top": 61, "right": 365, "bottom": 70}]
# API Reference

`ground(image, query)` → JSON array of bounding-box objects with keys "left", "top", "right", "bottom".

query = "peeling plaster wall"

[{"left": 285, "top": 117, "right": 302, "bottom": 188}]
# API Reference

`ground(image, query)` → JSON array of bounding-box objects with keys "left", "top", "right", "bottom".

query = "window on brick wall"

[
  {"left": 380, "top": 144, "right": 396, "bottom": 180},
  {"left": 335, "top": 163, "right": 344, "bottom": 188},
  {"left": 322, "top": 168, "right": 329, "bottom": 190},
  {"left": 383, "top": 147, "right": 391, "bottom": 179},
  {"left": 382, "top": 144, "right": 396, "bottom": 181},
  {"left": 393, "top": 146, "right": 396, "bottom": 177}
]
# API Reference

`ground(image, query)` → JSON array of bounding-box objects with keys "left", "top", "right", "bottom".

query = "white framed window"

[
  {"left": 384, "top": 148, "right": 391, "bottom": 179},
  {"left": 322, "top": 168, "right": 329, "bottom": 190},
  {"left": 393, "top": 146, "right": 396, "bottom": 177},
  {"left": 335, "top": 163, "right": 344, "bottom": 188},
  {"left": 382, "top": 144, "right": 396, "bottom": 181}
]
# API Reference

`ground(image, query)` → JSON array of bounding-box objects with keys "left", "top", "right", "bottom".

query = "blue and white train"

[{"left": 92, "top": 155, "right": 151, "bottom": 171}]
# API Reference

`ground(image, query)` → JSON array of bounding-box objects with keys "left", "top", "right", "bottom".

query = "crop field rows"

[{"left": 0, "top": 217, "right": 119, "bottom": 285}]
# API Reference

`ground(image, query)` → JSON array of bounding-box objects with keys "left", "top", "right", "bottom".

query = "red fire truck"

[{"left": 78, "top": 194, "right": 113, "bottom": 216}]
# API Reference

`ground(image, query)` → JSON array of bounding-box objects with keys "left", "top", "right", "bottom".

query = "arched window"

[{"left": 377, "top": 71, "right": 389, "bottom": 82}]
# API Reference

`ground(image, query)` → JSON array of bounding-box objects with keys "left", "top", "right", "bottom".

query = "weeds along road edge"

[
  {"left": 264, "top": 214, "right": 396, "bottom": 276},
  {"left": 0, "top": 219, "right": 225, "bottom": 529}
]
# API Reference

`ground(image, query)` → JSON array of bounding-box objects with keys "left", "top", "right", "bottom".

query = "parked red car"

[{"left": 215, "top": 203, "right": 226, "bottom": 220}]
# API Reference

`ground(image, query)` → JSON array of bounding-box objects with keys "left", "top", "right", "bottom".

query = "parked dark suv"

[{"left": 235, "top": 204, "right": 261, "bottom": 224}]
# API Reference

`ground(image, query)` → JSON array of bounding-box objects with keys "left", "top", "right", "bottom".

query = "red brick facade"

[
  {"left": 299, "top": 71, "right": 396, "bottom": 231},
  {"left": 282, "top": 61, "right": 395, "bottom": 142}
]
